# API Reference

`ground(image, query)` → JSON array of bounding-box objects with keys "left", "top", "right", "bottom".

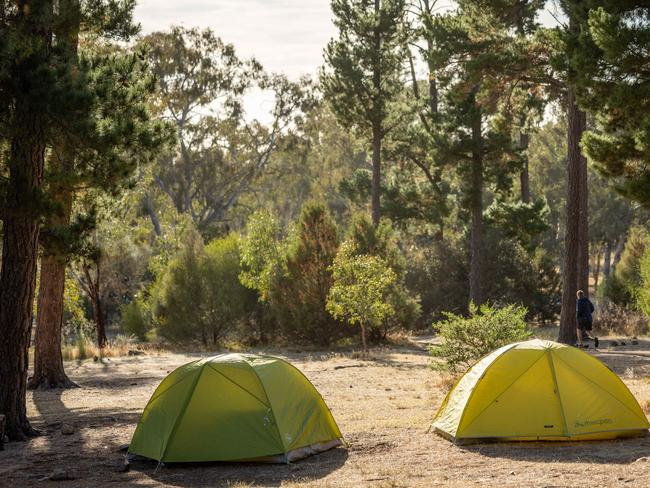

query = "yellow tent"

[{"left": 432, "top": 339, "right": 649, "bottom": 442}]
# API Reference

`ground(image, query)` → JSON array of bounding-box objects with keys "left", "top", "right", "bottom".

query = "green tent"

[{"left": 128, "top": 353, "right": 343, "bottom": 463}]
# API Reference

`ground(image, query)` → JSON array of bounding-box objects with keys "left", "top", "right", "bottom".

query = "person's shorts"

[{"left": 578, "top": 319, "right": 593, "bottom": 331}]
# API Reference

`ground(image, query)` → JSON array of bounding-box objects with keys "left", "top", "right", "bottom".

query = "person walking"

[{"left": 576, "top": 290, "right": 598, "bottom": 348}]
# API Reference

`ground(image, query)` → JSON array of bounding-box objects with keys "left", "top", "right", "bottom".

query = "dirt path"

[{"left": 2, "top": 340, "right": 650, "bottom": 487}]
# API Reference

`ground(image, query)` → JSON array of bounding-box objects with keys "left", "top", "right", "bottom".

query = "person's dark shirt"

[{"left": 576, "top": 297, "right": 595, "bottom": 322}]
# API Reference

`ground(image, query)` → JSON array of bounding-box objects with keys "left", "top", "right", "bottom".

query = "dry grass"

[
  {"left": 3, "top": 337, "right": 650, "bottom": 487},
  {"left": 60, "top": 335, "right": 161, "bottom": 361},
  {"left": 594, "top": 304, "right": 649, "bottom": 337}
]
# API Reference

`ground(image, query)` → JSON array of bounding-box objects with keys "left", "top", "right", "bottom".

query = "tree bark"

[
  {"left": 371, "top": 0, "right": 381, "bottom": 226},
  {"left": 558, "top": 87, "right": 584, "bottom": 344},
  {"left": 577, "top": 129, "right": 589, "bottom": 295},
  {"left": 29, "top": 252, "right": 77, "bottom": 389},
  {"left": 593, "top": 247, "right": 601, "bottom": 292},
  {"left": 613, "top": 237, "right": 625, "bottom": 271},
  {"left": 603, "top": 240, "right": 612, "bottom": 278},
  {"left": 29, "top": 0, "right": 80, "bottom": 390},
  {"left": 519, "top": 131, "right": 530, "bottom": 203},
  {"left": 469, "top": 98, "right": 483, "bottom": 306},
  {"left": 371, "top": 123, "right": 381, "bottom": 226},
  {"left": 0, "top": 107, "right": 46, "bottom": 440},
  {"left": 81, "top": 261, "right": 107, "bottom": 348},
  {"left": 360, "top": 323, "right": 368, "bottom": 355}
]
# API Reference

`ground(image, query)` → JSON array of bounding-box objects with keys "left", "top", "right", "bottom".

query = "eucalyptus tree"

[{"left": 142, "top": 27, "right": 313, "bottom": 238}]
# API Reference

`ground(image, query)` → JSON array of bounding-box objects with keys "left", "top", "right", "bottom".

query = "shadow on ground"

[
  {"left": 128, "top": 447, "right": 349, "bottom": 488},
  {"left": 461, "top": 436, "right": 650, "bottom": 464}
]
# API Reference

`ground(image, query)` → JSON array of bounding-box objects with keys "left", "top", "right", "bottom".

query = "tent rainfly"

[
  {"left": 432, "top": 339, "right": 650, "bottom": 442},
  {"left": 129, "top": 353, "right": 343, "bottom": 463}
]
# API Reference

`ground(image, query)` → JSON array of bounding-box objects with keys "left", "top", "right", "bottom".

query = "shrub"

[
  {"left": 155, "top": 233, "right": 256, "bottom": 346},
  {"left": 603, "top": 227, "right": 649, "bottom": 307},
  {"left": 239, "top": 209, "right": 284, "bottom": 301},
  {"left": 269, "top": 202, "right": 347, "bottom": 345},
  {"left": 637, "top": 248, "right": 650, "bottom": 319},
  {"left": 593, "top": 303, "right": 648, "bottom": 336},
  {"left": 344, "top": 214, "right": 421, "bottom": 338},
  {"left": 406, "top": 238, "right": 468, "bottom": 327},
  {"left": 430, "top": 303, "right": 531, "bottom": 372},
  {"left": 327, "top": 241, "right": 397, "bottom": 352},
  {"left": 121, "top": 299, "right": 149, "bottom": 341}
]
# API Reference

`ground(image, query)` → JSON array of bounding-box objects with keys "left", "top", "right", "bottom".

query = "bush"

[
  {"left": 327, "top": 241, "right": 397, "bottom": 352},
  {"left": 593, "top": 303, "right": 648, "bottom": 336},
  {"left": 407, "top": 230, "right": 559, "bottom": 327},
  {"left": 121, "top": 300, "right": 149, "bottom": 341},
  {"left": 269, "top": 202, "right": 347, "bottom": 345},
  {"left": 430, "top": 303, "right": 531, "bottom": 372},
  {"left": 603, "top": 226, "right": 649, "bottom": 307},
  {"left": 407, "top": 238, "right": 469, "bottom": 327},
  {"left": 345, "top": 215, "right": 421, "bottom": 338},
  {"left": 155, "top": 233, "right": 256, "bottom": 346}
]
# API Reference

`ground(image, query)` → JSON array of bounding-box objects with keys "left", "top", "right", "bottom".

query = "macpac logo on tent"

[{"left": 574, "top": 418, "right": 613, "bottom": 428}]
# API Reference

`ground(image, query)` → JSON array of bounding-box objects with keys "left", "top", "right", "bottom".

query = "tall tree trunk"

[
  {"left": 0, "top": 0, "right": 52, "bottom": 439},
  {"left": 558, "top": 88, "right": 584, "bottom": 344},
  {"left": 371, "top": 123, "right": 381, "bottom": 226},
  {"left": 613, "top": 237, "right": 625, "bottom": 271},
  {"left": 29, "top": 0, "right": 80, "bottom": 390},
  {"left": 142, "top": 194, "right": 162, "bottom": 236},
  {"left": 603, "top": 240, "right": 612, "bottom": 278},
  {"left": 519, "top": 131, "right": 531, "bottom": 203},
  {"left": 29, "top": 251, "right": 76, "bottom": 389},
  {"left": 577, "top": 130, "right": 589, "bottom": 295},
  {"left": 469, "top": 99, "right": 483, "bottom": 306},
  {"left": 593, "top": 247, "right": 601, "bottom": 292},
  {"left": 371, "top": 0, "right": 381, "bottom": 226},
  {"left": 81, "top": 260, "right": 107, "bottom": 348},
  {"left": 92, "top": 293, "right": 107, "bottom": 349},
  {"left": 0, "top": 109, "right": 46, "bottom": 440}
]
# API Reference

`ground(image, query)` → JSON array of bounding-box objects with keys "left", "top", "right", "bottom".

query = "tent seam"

[
  {"left": 205, "top": 363, "right": 270, "bottom": 408},
  {"left": 457, "top": 349, "right": 547, "bottom": 435},
  {"left": 148, "top": 359, "right": 201, "bottom": 404},
  {"left": 244, "top": 359, "right": 287, "bottom": 458},
  {"left": 159, "top": 364, "right": 206, "bottom": 462},
  {"left": 441, "top": 343, "right": 521, "bottom": 433},
  {"left": 547, "top": 349, "right": 569, "bottom": 436},
  {"left": 553, "top": 353, "right": 649, "bottom": 425},
  {"left": 275, "top": 357, "right": 344, "bottom": 449}
]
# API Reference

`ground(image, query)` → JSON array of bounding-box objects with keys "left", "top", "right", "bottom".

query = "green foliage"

[
  {"left": 577, "top": 5, "right": 650, "bottom": 207},
  {"left": 239, "top": 209, "right": 284, "bottom": 300},
  {"left": 430, "top": 303, "right": 531, "bottom": 372},
  {"left": 269, "top": 202, "right": 345, "bottom": 345},
  {"left": 484, "top": 199, "right": 550, "bottom": 250},
  {"left": 62, "top": 277, "right": 93, "bottom": 344},
  {"left": 154, "top": 233, "right": 255, "bottom": 346},
  {"left": 603, "top": 227, "right": 649, "bottom": 308},
  {"left": 141, "top": 26, "right": 313, "bottom": 238},
  {"left": 344, "top": 214, "right": 421, "bottom": 337},
  {"left": 120, "top": 300, "right": 149, "bottom": 341},
  {"left": 637, "top": 249, "right": 650, "bottom": 319},
  {"left": 321, "top": 0, "right": 407, "bottom": 134},
  {"left": 327, "top": 241, "right": 397, "bottom": 349}
]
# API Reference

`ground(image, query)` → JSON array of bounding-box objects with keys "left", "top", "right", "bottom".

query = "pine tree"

[
  {"left": 578, "top": 5, "right": 650, "bottom": 207},
  {"left": 0, "top": 1, "right": 170, "bottom": 436},
  {"left": 321, "top": 0, "right": 407, "bottom": 225},
  {"left": 424, "top": 0, "right": 542, "bottom": 305},
  {"left": 556, "top": 0, "right": 591, "bottom": 344}
]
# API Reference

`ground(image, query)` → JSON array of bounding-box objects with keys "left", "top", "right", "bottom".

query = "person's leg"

[{"left": 576, "top": 326, "right": 584, "bottom": 346}]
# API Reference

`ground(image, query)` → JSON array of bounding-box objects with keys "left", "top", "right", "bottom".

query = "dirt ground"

[{"left": 3, "top": 337, "right": 650, "bottom": 487}]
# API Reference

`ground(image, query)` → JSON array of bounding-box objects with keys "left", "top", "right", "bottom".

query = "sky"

[
  {"left": 134, "top": 1, "right": 337, "bottom": 121},
  {"left": 133, "top": 1, "right": 563, "bottom": 121}
]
